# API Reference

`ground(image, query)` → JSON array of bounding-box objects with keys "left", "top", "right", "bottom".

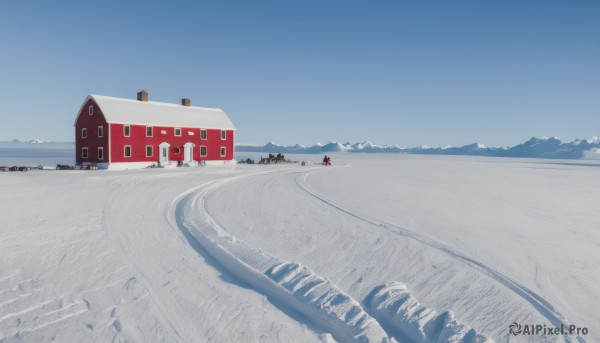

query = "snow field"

[{"left": 1, "top": 154, "right": 598, "bottom": 342}]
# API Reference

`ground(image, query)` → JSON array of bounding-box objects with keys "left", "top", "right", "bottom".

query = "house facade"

[{"left": 74, "top": 90, "right": 235, "bottom": 169}]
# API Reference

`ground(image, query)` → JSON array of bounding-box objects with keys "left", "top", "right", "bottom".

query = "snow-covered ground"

[{"left": 1, "top": 154, "right": 598, "bottom": 342}]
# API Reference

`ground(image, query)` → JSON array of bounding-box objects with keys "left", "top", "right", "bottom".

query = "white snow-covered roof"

[{"left": 77, "top": 94, "right": 235, "bottom": 130}]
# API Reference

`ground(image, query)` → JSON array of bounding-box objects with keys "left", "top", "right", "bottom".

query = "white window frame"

[
  {"left": 98, "top": 147, "right": 104, "bottom": 160},
  {"left": 124, "top": 145, "right": 132, "bottom": 158},
  {"left": 146, "top": 126, "right": 153, "bottom": 137},
  {"left": 221, "top": 130, "right": 226, "bottom": 140},
  {"left": 98, "top": 126, "right": 103, "bottom": 138},
  {"left": 201, "top": 129, "right": 207, "bottom": 140},
  {"left": 88, "top": 105, "right": 93, "bottom": 115},
  {"left": 81, "top": 128, "right": 87, "bottom": 139},
  {"left": 200, "top": 146, "right": 207, "bottom": 157},
  {"left": 174, "top": 128, "right": 181, "bottom": 136},
  {"left": 124, "top": 125, "right": 130, "bottom": 137},
  {"left": 220, "top": 146, "right": 226, "bottom": 157},
  {"left": 146, "top": 145, "right": 153, "bottom": 157},
  {"left": 82, "top": 147, "right": 89, "bottom": 159}
]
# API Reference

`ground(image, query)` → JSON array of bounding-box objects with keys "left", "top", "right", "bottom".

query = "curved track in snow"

[
  {"left": 167, "top": 167, "right": 494, "bottom": 343},
  {"left": 167, "top": 168, "right": 394, "bottom": 343},
  {"left": 294, "top": 168, "right": 585, "bottom": 343}
]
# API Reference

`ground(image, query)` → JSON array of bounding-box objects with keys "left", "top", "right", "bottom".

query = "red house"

[{"left": 74, "top": 90, "right": 236, "bottom": 170}]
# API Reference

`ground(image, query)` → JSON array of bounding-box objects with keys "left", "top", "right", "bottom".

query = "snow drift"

[{"left": 367, "top": 282, "right": 491, "bottom": 343}]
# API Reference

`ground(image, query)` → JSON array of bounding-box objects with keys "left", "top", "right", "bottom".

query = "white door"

[
  {"left": 183, "top": 142, "right": 195, "bottom": 163},
  {"left": 159, "top": 142, "right": 170, "bottom": 164}
]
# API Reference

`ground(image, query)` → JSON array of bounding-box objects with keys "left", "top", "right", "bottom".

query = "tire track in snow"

[
  {"left": 295, "top": 168, "right": 585, "bottom": 343},
  {"left": 167, "top": 168, "right": 396, "bottom": 343},
  {"left": 0, "top": 297, "right": 89, "bottom": 340}
]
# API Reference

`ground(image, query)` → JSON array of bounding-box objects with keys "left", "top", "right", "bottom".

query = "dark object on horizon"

[
  {"left": 260, "top": 153, "right": 286, "bottom": 164},
  {"left": 56, "top": 164, "right": 75, "bottom": 170},
  {"left": 6, "top": 166, "right": 29, "bottom": 171}
]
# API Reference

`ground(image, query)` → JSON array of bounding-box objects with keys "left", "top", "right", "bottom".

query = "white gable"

[{"left": 79, "top": 94, "right": 235, "bottom": 130}]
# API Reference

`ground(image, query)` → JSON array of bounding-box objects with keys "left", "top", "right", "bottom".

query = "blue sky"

[{"left": 0, "top": 1, "right": 598, "bottom": 147}]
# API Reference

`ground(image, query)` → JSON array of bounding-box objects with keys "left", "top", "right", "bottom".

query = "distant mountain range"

[
  {"left": 3, "top": 137, "right": 600, "bottom": 159},
  {"left": 7, "top": 139, "right": 69, "bottom": 144},
  {"left": 237, "top": 137, "right": 600, "bottom": 159}
]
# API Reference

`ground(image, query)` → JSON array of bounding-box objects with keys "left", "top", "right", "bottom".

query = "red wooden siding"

[
  {"left": 109, "top": 124, "right": 234, "bottom": 163},
  {"left": 75, "top": 99, "right": 110, "bottom": 164}
]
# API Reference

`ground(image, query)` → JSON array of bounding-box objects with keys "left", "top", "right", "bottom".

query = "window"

[
  {"left": 174, "top": 128, "right": 181, "bottom": 136},
  {"left": 88, "top": 105, "right": 93, "bottom": 115},
  {"left": 200, "top": 146, "right": 207, "bottom": 156},
  {"left": 81, "top": 128, "right": 87, "bottom": 138},
  {"left": 221, "top": 130, "right": 226, "bottom": 140},
  {"left": 98, "top": 126, "right": 103, "bottom": 138},
  {"left": 146, "top": 126, "right": 153, "bottom": 137},
  {"left": 146, "top": 145, "right": 153, "bottom": 157},
  {"left": 124, "top": 146, "right": 132, "bottom": 157},
  {"left": 220, "top": 146, "right": 226, "bottom": 157},
  {"left": 98, "top": 147, "right": 104, "bottom": 160},
  {"left": 124, "top": 125, "right": 130, "bottom": 137},
  {"left": 82, "top": 147, "right": 88, "bottom": 159},
  {"left": 200, "top": 129, "right": 207, "bottom": 140}
]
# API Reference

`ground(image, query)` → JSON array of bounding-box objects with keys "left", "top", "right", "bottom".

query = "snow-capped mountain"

[
  {"left": 236, "top": 137, "right": 600, "bottom": 159},
  {"left": 4, "top": 139, "right": 71, "bottom": 144}
]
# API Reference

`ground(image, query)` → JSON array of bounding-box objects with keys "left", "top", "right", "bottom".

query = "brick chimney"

[
  {"left": 137, "top": 90, "right": 148, "bottom": 102},
  {"left": 181, "top": 98, "right": 191, "bottom": 107}
]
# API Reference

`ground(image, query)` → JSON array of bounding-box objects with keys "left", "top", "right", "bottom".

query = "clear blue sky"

[{"left": 0, "top": 1, "right": 598, "bottom": 147}]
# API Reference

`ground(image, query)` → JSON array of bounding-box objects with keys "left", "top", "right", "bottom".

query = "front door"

[
  {"left": 159, "top": 142, "right": 170, "bottom": 164},
  {"left": 183, "top": 142, "right": 195, "bottom": 163}
]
